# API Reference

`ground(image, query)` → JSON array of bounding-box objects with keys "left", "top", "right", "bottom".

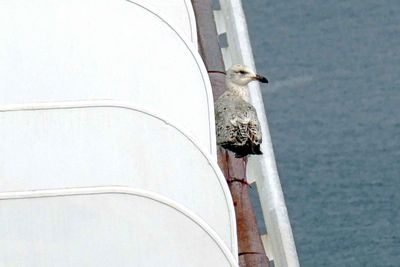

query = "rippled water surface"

[{"left": 242, "top": 1, "right": 400, "bottom": 266}]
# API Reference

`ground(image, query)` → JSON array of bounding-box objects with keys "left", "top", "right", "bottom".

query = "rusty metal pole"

[
  {"left": 191, "top": 1, "right": 269, "bottom": 266},
  {"left": 191, "top": 0, "right": 226, "bottom": 101}
]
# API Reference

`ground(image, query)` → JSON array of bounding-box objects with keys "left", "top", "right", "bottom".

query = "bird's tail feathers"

[{"left": 221, "top": 141, "right": 263, "bottom": 158}]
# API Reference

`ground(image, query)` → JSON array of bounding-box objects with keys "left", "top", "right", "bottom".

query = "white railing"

[{"left": 214, "top": 1, "right": 300, "bottom": 266}]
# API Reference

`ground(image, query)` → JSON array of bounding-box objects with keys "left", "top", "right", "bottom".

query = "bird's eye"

[{"left": 239, "top": 70, "right": 246, "bottom": 75}]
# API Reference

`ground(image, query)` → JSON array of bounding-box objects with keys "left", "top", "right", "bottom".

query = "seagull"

[{"left": 215, "top": 64, "right": 268, "bottom": 158}]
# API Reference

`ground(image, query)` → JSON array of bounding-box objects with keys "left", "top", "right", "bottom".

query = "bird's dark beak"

[{"left": 255, "top": 74, "right": 268, "bottom": 83}]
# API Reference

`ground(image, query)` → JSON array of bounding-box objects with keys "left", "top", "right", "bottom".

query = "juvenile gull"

[{"left": 215, "top": 64, "right": 268, "bottom": 158}]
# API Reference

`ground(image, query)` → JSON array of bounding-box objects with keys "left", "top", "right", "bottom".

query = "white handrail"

[{"left": 216, "top": 0, "right": 300, "bottom": 266}]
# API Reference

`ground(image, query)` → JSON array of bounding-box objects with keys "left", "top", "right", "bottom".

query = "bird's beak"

[{"left": 255, "top": 74, "right": 268, "bottom": 83}]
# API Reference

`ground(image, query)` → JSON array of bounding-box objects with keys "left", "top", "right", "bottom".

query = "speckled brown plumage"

[{"left": 215, "top": 64, "right": 267, "bottom": 158}]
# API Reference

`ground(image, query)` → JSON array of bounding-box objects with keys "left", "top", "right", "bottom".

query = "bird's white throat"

[{"left": 226, "top": 81, "right": 251, "bottom": 102}]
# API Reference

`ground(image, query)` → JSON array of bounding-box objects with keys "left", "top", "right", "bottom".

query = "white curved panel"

[
  {"left": 0, "top": 187, "right": 238, "bottom": 267},
  {"left": 131, "top": 0, "right": 197, "bottom": 46},
  {"left": 0, "top": 102, "right": 236, "bottom": 254},
  {"left": 0, "top": 0, "right": 214, "bottom": 154}
]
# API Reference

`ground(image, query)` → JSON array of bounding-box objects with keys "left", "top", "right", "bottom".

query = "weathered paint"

[{"left": 191, "top": 1, "right": 269, "bottom": 266}]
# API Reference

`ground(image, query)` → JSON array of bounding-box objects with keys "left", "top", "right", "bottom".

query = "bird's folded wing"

[{"left": 215, "top": 98, "right": 262, "bottom": 146}]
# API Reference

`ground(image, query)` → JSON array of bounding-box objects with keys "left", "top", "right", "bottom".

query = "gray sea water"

[{"left": 242, "top": 1, "right": 400, "bottom": 266}]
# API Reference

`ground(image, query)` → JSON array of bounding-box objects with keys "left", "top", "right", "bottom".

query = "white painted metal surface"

[
  {"left": 0, "top": 187, "right": 238, "bottom": 267},
  {"left": 215, "top": 0, "right": 300, "bottom": 266},
  {"left": 0, "top": 102, "right": 236, "bottom": 255},
  {"left": 132, "top": 0, "right": 197, "bottom": 46},
  {"left": 0, "top": 0, "right": 215, "bottom": 155}
]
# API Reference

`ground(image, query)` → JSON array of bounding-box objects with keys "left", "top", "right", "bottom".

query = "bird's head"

[{"left": 226, "top": 64, "right": 268, "bottom": 86}]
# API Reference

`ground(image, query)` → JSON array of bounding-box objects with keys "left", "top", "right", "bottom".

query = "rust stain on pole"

[{"left": 191, "top": 1, "right": 269, "bottom": 266}]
